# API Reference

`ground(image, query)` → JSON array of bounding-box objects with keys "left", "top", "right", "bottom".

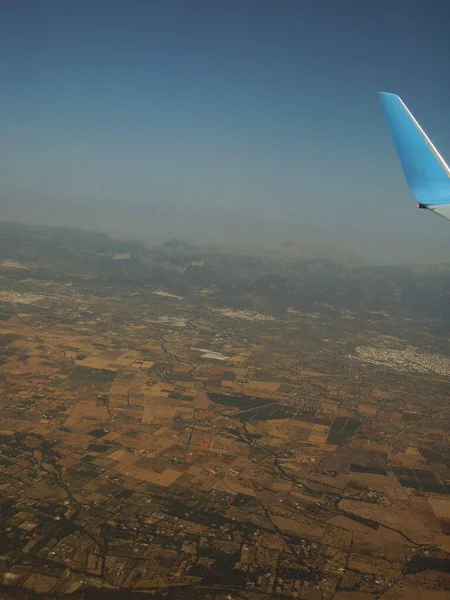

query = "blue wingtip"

[
  {"left": 378, "top": 92, "right": 450, "bottom": 206},
  {"left": 378, "top": 92, "right": 402, "bottom": 110}
]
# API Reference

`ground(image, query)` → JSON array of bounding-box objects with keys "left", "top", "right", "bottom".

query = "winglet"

[{"left": 379, "top": 92, "right": 450, "bottom": 210}]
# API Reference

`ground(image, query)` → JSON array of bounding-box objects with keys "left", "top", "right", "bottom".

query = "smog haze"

[{"left": 1, "top": 0, "right": 450, "bottom": 264}]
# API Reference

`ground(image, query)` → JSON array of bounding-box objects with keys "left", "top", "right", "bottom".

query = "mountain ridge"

[{"left": 2, "top": 221, "right": 450, "bottom": 327}]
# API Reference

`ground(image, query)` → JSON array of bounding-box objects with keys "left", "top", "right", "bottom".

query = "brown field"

[{"left": 1, "top": 263, "right": 450, "bottom": 600}]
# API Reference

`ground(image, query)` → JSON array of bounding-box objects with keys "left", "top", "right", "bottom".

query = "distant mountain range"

[{"left": 2, "top": 221, "right": 450, "bottom": 326}]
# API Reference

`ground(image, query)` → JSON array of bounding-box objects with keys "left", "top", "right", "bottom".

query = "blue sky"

[{"left": 1, "top": 0, "right": 450, "bottom": 263}]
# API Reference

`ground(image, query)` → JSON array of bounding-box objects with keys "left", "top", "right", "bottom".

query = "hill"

[{"left": 2, "top": 221, "right": 450, "bottom": 327}]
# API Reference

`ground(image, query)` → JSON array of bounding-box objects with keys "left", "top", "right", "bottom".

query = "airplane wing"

[{"left": 379, "top": 92, "right": 450, "bottom": 222}]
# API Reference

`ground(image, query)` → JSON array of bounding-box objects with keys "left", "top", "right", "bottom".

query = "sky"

[{"left": 1, "top": 0, "right": 450, "bottom": 264}]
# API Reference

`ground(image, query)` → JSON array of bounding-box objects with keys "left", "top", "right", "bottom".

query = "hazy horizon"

[
  {"left": 1, "top": 1, "right": 450, "bottom": 265},
  {"left": 5, "top": 213, "right": 450, "bottom": 269}
]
